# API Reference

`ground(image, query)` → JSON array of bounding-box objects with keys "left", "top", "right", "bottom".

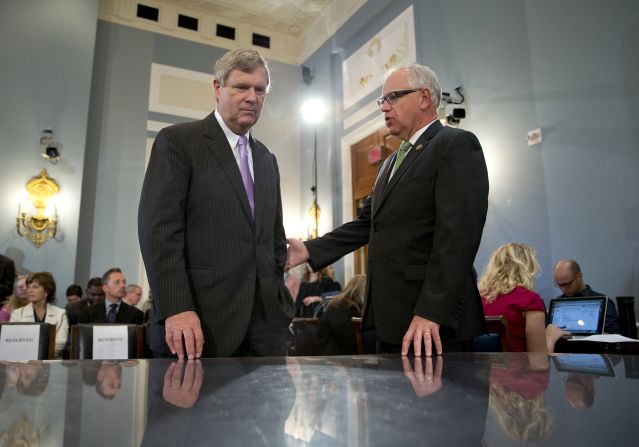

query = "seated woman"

[
  {"left": 10, "top": 272, "right": 69, "bottom": 359},
  {"left": 315, "top": 274, "right": 366, "bottom": 355},
  {"left": 478, "top": 243, "right": 548, "bottom": 352},
  {"left": 295, "top": 264, "right": 341, "bottom": 318},
  {"left": 0, "top": 275, "right": 28, "bottom": 322}
]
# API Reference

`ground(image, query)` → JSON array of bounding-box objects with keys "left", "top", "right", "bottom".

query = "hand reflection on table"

[
  {"left": 162, "top": 360, "right": 203, "bottom": 409},
  {"left": 401, "top": 355, "right": 443, "bottom": 398}
]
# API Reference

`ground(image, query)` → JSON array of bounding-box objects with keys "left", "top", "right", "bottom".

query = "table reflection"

[
  {"left": 0, "top": 353, "right": 638, "bottom": 446},
  {"left": 488, "top": 353, "right": 551, "bottom": 443}
]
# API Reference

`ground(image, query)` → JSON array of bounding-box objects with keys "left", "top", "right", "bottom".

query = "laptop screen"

[
  {"left": 552, "top": 354, "right": 616, "bottom": 376},
  {"left": 547, "top": 297, "right": 607, "bottom": 335}
]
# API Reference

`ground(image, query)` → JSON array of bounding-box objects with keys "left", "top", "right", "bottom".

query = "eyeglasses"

[
  {"left": 553, "top": 276, "right": 577, "bottom": 288},
  {"left": 377, "top": 89, "right": 422, "bottom": 108}
]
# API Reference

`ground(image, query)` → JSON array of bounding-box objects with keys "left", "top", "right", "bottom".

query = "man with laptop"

[{"left": 552, "top": 259, "right": 620, "bottom": 334}]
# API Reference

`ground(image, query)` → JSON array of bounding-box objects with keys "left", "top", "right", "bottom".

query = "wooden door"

[{"left": 350, "top": 128, "right": 401, "bottom": 274}]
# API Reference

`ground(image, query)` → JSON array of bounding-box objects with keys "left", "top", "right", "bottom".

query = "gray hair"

[
  {"left": 214, "top": 48, "right": 271, "bottom": 92},
  {"left": 125, "top": 284, "right": 141, "bottom": 294},
  {"left": 385, "top": 64, "right": 442, "bottom": 107}
]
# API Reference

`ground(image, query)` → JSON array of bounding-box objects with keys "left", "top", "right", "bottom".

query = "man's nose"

[{"left": 244, "top": 88, "right": 258, "bottom": 102}]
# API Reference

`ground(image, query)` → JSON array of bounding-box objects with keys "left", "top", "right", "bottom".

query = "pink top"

[
  {"left": 482, "top": 286, "right": 546, "bottom": 352},
  {"left": 0, "top": 304, "right": 11, "bottom": 322}
]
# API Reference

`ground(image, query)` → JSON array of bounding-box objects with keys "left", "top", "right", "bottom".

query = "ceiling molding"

[{"left": 99, "top": 0, "right": 366, "bottom": 65}]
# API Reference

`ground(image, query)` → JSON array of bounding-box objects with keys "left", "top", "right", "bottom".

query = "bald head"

[{"left": 553, "top": 259, "right": 585, "bottom": 296}]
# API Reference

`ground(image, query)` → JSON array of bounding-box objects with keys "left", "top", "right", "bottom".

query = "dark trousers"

[
  {"left": 377, "top": 338, "right": 475, "bottom": 355},
  {"left": 232, "top": 286, "right": 289, "bottom": 357}
]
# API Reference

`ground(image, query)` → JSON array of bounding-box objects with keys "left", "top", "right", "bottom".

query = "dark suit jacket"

[
  {"left": 66, "top": 299, "right": 91, "bottom": 327},
  {"left": 138, "top": 112, "right": 294, "bottom": 357},
  {"left": 78, "top": 301, "right": 144, "bottom": 324},
  {"left": 306, "top": 121, "right": 489, "bottom": 345},
  {"left": 0, "top": 254, "right": 15, "bottom": 301},
  {"left": 315, "top": 303, "right": 360, "bottom": 355}
]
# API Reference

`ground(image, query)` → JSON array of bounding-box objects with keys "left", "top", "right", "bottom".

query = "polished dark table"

[{"left": 1, "top": 353, "right": 638, "bottom": 446}]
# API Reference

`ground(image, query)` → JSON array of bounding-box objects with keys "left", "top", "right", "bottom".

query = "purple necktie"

[{"left": 237, "top": 135, "right": 254, "bottom": 217}]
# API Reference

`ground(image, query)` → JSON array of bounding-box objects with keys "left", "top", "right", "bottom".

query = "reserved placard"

[
  {"left": 0, "top": 324, "right": 41, "bottom": 360},
  {"left": 93, "top": 326, "right": 129, "bottom": 360}
]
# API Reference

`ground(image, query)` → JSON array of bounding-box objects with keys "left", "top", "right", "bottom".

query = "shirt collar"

[
  {"left": 105, "top": 299, "right": 121, "bottom": 310},
  {"left": 407, "top": 118, "right": 438, "bottom": 146},
  {"left": 214, "top": 110, "right": 250, "bottom": 149}
]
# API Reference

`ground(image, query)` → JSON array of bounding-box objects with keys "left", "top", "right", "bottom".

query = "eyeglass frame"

[
  {"left": 376, "top": 88, "right": 423, "bottom": 108},
  {"left": 552, "top": 275, "right": 578, "bottom": 288}
]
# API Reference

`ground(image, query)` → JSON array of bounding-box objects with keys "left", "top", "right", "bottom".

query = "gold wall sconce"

[{"left": 16, "top": 169, "right": 60, "bottom": 248}]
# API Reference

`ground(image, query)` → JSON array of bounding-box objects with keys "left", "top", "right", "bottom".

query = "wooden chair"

[
  {"left": 70, "top": 324, "right": 145, "bottom": 359},
  {"left": 351, "top": 317, "right": 376, "bottom": 354},
  {"left": 474, "top": 316, "right": 512, "bottom": 352},
  {"left": 0, "top": 322, "right": 56, "bottom": 360},
  {"left": 291, "top": 318, "right": 319, "bottom": 356},
  {"left": 351, "top": 317, "right": 365, "bottom": 354}
]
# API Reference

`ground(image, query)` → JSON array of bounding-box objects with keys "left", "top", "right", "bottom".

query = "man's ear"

[
  {"left": 421, "top": 88, "right": 433, "bottom": 110},
  {"left": 213, "top": 80, "right": 221, "bottom": 100}
]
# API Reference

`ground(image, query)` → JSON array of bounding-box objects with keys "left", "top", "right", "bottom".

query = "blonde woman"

[
  {"left": 478, "top": 243, "right": 547, "bottom": 352},
  {"left": 10, "top": 272, "right": 69, "bottom": 358},
  {"left": 0, "top": 275, "right": 28, "bottom": 322},
  {"left": 315, "top": 274, "right": 366, "bottom": 355}
]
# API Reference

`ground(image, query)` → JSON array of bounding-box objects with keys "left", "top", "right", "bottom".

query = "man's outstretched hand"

[{"left": 286, "top": 238, "right": 310, "bottom": 270}]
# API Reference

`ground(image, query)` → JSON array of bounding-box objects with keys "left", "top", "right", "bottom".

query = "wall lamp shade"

[
  {"left": 16, "top": 169, "right": 60, "bottom": 248},
  {"left": 301, "top": 99, "right": 326, "bottom": 124}
]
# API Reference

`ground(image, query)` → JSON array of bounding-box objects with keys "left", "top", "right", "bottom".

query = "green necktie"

[{"left": 390, "top": 140, "right": 412, "bottom": 178}]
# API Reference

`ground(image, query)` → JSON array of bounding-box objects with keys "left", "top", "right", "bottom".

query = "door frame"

[{"left": 339, "top": 115, "right": 386, "bottom": 283}]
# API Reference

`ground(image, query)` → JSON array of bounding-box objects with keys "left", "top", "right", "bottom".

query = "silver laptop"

[
  {"left": 552, "top": 353, "right": 616, "bottom": 377},
  {"left": 547, "top": 296, "right": 608, "bottom": 339}
]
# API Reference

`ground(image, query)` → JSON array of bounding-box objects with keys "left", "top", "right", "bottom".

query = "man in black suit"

[
  {"left": 0, "top": 254, "right": 16, "bottom": 302},
  {"left": 287, "top": 64, "right": 489, "bottom": 356},
  {"left": 79, "top": 268, "right": 143, "bottom": 325},
  {"left": 138, "top": 49, "right": 293, "bottom": 359},
  {"left": 66, "top": 277, "right": 104, "bottom": 327}
]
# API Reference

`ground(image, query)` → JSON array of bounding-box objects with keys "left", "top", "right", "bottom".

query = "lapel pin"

[{"left": 415, "top": 144, "right": 423, "bottom": 151}]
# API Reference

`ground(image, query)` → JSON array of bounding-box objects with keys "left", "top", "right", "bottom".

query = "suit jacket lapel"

[
  {"left": 371, "top": 155, "right": 394, "bottom": 216},
  {"left": 373, "top": 121, "right": 443, "bottom": 217},
  {"left": 204, "top": 113, "right": 254, "bottom": 222}
]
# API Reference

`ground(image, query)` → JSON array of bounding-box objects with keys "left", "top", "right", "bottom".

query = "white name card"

[
  {"left": 93, "top": 326, "right": 129, "bottom": 360},
  {"left": 0, "top": 325, "right": 41, "bottom": 360}
]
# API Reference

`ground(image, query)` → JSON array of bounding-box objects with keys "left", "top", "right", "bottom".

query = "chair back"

[
  {"left": 0, "top": 322, "right": 56, "bottom": 360},
  {"left": 291, "top": 318, "right": 319, "bottom": 356},
  {"left": 70, "top": 324, "right": 145, "bottom": 359},
  {"left": 473, "top": 316, "right": 512, "bottom": 352},
  {"left": 617, "top": 296, "right": 638, "bottom": 339},
  {"left": 350, "top": 317, "right": 376, "bottom": 354}
]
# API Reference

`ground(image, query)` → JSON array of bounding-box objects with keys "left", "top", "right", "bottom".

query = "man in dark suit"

[
  {"left": 287, "top": 64, "right": 489, "bottom": 356},
  {"left": 138, "top": 48, "right": 294, "bottom": 359},
  {"left": 79, "top": 268, "right": 143, "bottom": 324},
  {"left": 0, "top": 254, "right": 16, "bottom": 302},
  {"left": 66, "top": 277, "right": 104, "bottom": 326}
]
